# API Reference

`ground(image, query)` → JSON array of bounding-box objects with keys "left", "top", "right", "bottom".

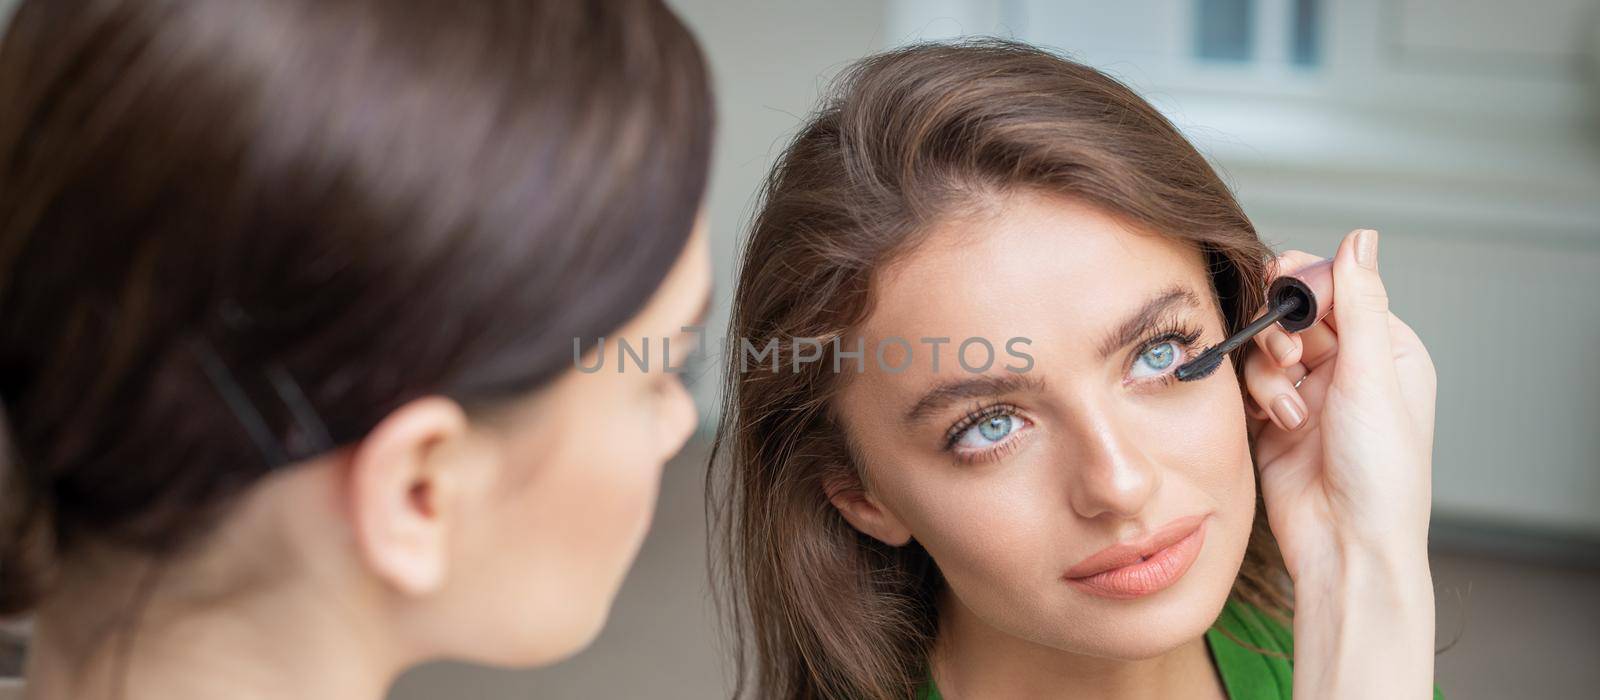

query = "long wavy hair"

[{"left": 709, "top": 40, "right": 1290, "bottom": 700}]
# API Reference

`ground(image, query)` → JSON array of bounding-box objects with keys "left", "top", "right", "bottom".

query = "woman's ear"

[
  {"left": 345, "top": 396, "right": 473, "bottom": 596},
  {"left": 823, "top": 470, "right": 913, "bottom": 547}
]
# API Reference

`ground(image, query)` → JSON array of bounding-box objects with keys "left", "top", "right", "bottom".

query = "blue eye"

[
  {"left": 955, "top": 412, "right": 1017, "bottom": 449},
  {"left": 1130, "top": 341, "right": 1180, "bottom": 379}
]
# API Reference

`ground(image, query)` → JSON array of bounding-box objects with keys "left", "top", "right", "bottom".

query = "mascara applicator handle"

[
  {"left": 1267, "top": 258, "right": 1334, "bottom": 333},
  {"left": 1173, "top": 255, "right": 1337, "bottom": 382}
]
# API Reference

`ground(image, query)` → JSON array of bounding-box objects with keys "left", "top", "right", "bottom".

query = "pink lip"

[{"left": 1062, "top": 515, "right": 1208, "bottom": 600}]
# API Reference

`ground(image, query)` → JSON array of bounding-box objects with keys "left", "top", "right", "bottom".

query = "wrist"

[
  {"left": 1297, "top": 542, "right": 1434, "bottom": 618},
  {"left": 1292, "top": 543, "right": 1435, "bottom": 699},
  {"left": 1288, "top": 524, "right": 1430, "bottom": 588}
]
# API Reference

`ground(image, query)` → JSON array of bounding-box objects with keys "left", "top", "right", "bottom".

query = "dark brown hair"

[
  {"left": 0, "top": 0, "right": 712, "bottom": 614},
  {"left": 709, "top": 40, "right": 1288, "bottom": 699}
]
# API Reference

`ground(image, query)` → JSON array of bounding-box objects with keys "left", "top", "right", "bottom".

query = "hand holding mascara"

[{"left": 1207, "top": 230, "right": 1440, "bottom": 699}]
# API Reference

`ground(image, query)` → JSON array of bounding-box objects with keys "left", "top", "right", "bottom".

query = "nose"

[{"left": 1064, "top": 401, "right": 1162, "bottom": 521}]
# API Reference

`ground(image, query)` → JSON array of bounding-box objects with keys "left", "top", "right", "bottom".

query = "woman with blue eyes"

[{"left": 711, "top": 40, "right": 1441, "bottom": 699}]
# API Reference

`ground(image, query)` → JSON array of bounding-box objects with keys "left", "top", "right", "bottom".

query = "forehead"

[{"left": 860, "top": 191, "right": 1210, "bottom": 354}]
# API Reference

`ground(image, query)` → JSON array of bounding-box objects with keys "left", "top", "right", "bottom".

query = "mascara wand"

[{"left": 1174, "top": 258, "right": 1334, "bottom": 382}]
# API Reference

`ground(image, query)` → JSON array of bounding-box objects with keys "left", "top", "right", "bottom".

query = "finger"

[
  {"left": 1253, "top": 250, "right": 1324, "bottom": 366},
  {"left": 1254, "top": 357, "right": 1330, "bottom": 444},
  {"left": 1241, "top": 349, "right": 1272, "bottom": 422},
  {"left": 1270, "top": 250, "right": 1326, "bottom": 277},
  {"left": 1330, "top": 228, "right": 1398, "bottom": 386},
  {"left": 1289, "top": 356, "right": 1331, "bottom": 411},
  {"left": 1286, "top": 362, "right": 1309, "bottom": 386},
  {"left": 1254, "top": 323, "right": 1301, "bottom": 367},
  {"left": 1243, "top": 347, "right": 1309, "bottom": 432},
  {"left": 1319, "top": 307, "right": 1337, "bottom": 333},
  {"left": 1296, "top": 320, "right": 1338, "bottom": 370},
  {"left": 1386, "top": 311, "right": 1437, "bottom": 440},
  {"left": 1245, "top": 387, "right": 1269, "bottom": 420}
]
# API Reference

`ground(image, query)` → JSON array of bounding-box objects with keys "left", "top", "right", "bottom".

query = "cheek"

[
  {"left": 1084, "top": 368, "right": 1255, "bottom": 514},
  {"left": 655, "top": 375, "right": 700, "bottom": 460},
  {"left": 488, "top": 381, "right": 672, "bottom": 633},
  {"left": 1140, "top": 378, "right": 1258, "bottom": 592},
  {"left": 1156, "top": 377, "right": 1256, "bottom": 504},
  {"left": 512, "top": 385, "right": 668, "bottom": 566},
  {"left": 880, "top": 463, "right": 1061, "bottom": 601},
  {"left": 442, "top": 372, "right": 687, "bottom": 665}
]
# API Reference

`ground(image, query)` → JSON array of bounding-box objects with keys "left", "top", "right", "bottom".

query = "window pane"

[
  {"left": 1196, "top": 0, "right": 1254, "bottom": 62},
  {"left": 1290, "top": 0, "right": 1320, "bottom": 66}
]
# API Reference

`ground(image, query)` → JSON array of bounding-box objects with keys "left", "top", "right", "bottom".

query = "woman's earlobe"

[
  {"left": 345, "top": 396, "right": 471, "bottom": 596},
  {"left": 822, "top": 472, "right": 913, "bottom": 547}
]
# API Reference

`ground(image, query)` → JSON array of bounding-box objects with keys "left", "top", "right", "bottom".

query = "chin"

[
  {"left": 1069, "top": 585, "right": 1233, "bottom": 660},
  {"left": 467, "top": 595, "right": 614, "bottom": 669},
  {"left": 544, "top": 597, "right": 615, "bottom": 665},
  {"left": 1060, "top": 589, "right": 1235, "bottom": 661}
]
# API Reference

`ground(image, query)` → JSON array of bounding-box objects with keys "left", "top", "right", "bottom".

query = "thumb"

[{"left": 1331, "top": 228, "right": 1398, "bottom": 386}]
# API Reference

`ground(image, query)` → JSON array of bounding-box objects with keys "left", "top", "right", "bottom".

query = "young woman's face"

[
  {"left": 834, "top": 191, "right": 1256, "bottom": 660},
  {"left": 443, "top": 218, "right": 712, "bottom": 665}
]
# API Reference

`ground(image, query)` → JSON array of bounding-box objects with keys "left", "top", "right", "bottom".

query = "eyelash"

[
  {"left": 1126, "top": 320, "right": 1208, "bottom": 387},
  {"left": 942, "top": 402, "right": 1028, "bottom": 459},
  {"left": 937, "top": 321, "right": 1209, "bottom": 463}
]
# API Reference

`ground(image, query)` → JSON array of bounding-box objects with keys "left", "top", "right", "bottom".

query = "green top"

[
  {"left": 918, "top": 598, "right": 1443, "bottom": 699},
  {"left": 1203, "top": 597, "right": 1295, "bottom": 699}
]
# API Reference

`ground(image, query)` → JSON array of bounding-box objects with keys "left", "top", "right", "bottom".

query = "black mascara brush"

[{"left": 1174, "top": 258, "right": 1334, "bottom": 382}]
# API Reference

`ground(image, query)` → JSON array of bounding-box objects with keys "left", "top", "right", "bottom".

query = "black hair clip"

[{"left": 190, "top": 301, "right": 334, "bottom": 468}]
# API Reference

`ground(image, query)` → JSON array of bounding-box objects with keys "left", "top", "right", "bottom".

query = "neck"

[
  {"left": 931, "top": 590, "right": 1224, "bottom": 699},
  {"left": 24, "top": 554, "right": 407, "bottom": 700}
]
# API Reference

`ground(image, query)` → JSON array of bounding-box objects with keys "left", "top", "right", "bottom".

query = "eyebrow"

[
  {"left": 903, "top": 373, "right": 1046, "bottom": 425},
  {"left": 1093, "top": 284, "right": 1208, "bottom": 361}
]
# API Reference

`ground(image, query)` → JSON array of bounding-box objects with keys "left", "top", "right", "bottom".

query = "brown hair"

[
  {"left": 0, "top": 0, "right": 712, "bottom": 614},
  {"left": 709, "top": 40, "right": 1289, "bottom": 699}
]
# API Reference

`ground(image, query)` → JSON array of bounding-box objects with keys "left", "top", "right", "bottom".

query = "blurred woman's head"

[
  {"left": 0, "top": 0, "right": 712, "bottom": 675},
  {"left": 712, "top": 40, "right": 1288, "bottom": 699}
]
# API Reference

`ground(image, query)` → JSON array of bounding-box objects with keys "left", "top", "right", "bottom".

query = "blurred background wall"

[{"left": 1, "top": 0, "right": 1594, "bottom": 698}]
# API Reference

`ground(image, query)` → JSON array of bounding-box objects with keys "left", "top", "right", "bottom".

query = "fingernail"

[
  {"left": 1265, "top": 331, "right": 1296, "bottom": 364},
  {"left": 1356, "top": 229, "right": 1378, "bottom": 269},
  {"left": 1271, "top": 394, "right": 1306, "bottom": 431}
]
